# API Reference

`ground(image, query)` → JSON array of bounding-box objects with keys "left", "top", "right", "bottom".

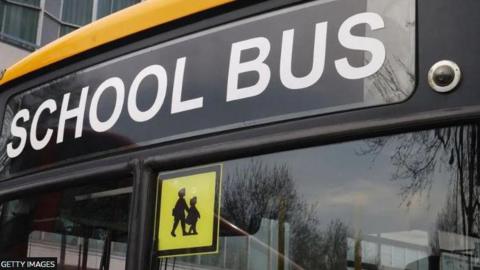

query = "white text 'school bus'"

[{"left": 0, "top": 0, "right": 476, "bottom": 269}]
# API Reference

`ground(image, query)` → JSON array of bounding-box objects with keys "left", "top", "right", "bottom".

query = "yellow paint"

[
  {"left": 158, "top": 171, "right": 219, "bottom": 256},
  {"left": 0, "top": 0, "right": 233, "bottom": 86}
]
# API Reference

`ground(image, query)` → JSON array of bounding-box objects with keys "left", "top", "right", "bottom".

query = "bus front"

[{"left": 0, "top": 0, "right": 477, "bottom": 270}]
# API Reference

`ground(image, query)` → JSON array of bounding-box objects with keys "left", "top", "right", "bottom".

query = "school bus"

[{"left": 0, "top": 0, "right": 478, "bottom": 269}]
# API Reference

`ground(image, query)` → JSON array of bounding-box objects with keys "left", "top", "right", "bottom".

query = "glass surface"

[
  {"left": 97, "top": 0, "right": 111, "bottom": 19},
  {"left": 59, "top": 25, "right": 77, "bottom": 37},
  {"left": 0, "top": 0, "right": 416, "bottom": 178},
  {"left": 0, "top": 1, "right": 4, "bottom": 32},
  {"left": 0, "top": 178, "right": 132, "bottom": 269},
  {"left": 157, "top": 123, "right": 480, "bottom": 269},
  {"left": 61, "top": 0, "right": 93, "bottom": 26},
  {"left": 2, "top": 2, "right": 39, "bottom": 44},
  {"left": 364, "top": 0, "right": 415, "bottom": 103},
  {"left": 98, "top": 0, "right": 139, "bottom": 19},
  {"left": 110, "top": 0, "right": 137, "bottom": 13}
]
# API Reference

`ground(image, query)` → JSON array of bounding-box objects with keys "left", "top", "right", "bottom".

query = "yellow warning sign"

[{"left": 156, "top": 165, "right": 222, "bottom": 258}]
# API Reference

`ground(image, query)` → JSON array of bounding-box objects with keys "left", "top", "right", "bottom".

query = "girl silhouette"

[{"left": 186, "top": 196, "right": 200, "bottom": 235}]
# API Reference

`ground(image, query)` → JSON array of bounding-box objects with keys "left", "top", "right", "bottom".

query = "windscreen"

[{"left": 155, "top": 123, "right": 480, "bottom": 270}]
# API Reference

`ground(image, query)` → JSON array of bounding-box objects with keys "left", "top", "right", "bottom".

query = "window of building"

[
  {"left": 0, "top": 1, "right": 4, "bottom": 31},
  {"left": 0, "top": 177, "right": 132, "bottom": 269},
  {"left": 61, "top": 0, "right": 93, "bottom": 26},
  {"left": 0, "top": 0, "right": 40, "bottom": 48},
  {"left": 57, "top": 0, "right": 139, "bottom": 38},
  {"left": 97, "top": 0, "right": 139, "bottom": 19},
  {"left": 59, "top": 25, "right": 75, "bottom": 36},
  {"left": 0, "top": 0, "right": 140, "bottom": 49}
]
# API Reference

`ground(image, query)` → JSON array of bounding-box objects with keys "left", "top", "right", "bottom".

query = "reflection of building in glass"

[
  {"left": 0, "top": 183, "right": 132, "bottom": 270},
  {"left": 437, "top": 231, "right": 480, "bottom": 270},
  {"left": 347, "top": 230, "right": 430, "bottom": 270},
  {"left": 27, "top": 231, "right": 126, "bottom": 269},
  {"left": 160, "top": 218, "right": 291, "bottom": 270}
]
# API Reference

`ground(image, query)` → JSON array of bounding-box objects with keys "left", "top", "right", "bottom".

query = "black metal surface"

[
  {"left": 0, "top": 0, "right": 479, "bottom": 269},
  {"left": 126, "top": 161, "right": 155, "bottom": 270}
]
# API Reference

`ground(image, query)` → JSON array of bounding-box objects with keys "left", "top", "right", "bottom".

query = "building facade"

[{"left": 0, "top": 0, "right": 140, "bottom": 71}]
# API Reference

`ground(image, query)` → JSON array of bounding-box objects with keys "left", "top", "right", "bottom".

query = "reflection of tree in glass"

[
  {"left": 368, "top": 57, "right": 414, "bottom": 103},
  {"left": 429, "top": 190, "right": 461, "bottom": 255},
  {"left": 359, "top": 125, "right": 480, "bottom": 239},
  {"left": 222, "top": 160, "right": 349, "bottom": 269}
]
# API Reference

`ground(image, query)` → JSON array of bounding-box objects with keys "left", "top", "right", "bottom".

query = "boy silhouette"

[
  {"left": 171, "top": 188, "right": 188, "bottom": 237},
  {"left": 186, "top": 196, "right": 200, "bottom": 235}
]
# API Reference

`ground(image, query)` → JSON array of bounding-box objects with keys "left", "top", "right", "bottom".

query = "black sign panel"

[{"left": 0, "top": 0, "right": 415, "bottom": 177}]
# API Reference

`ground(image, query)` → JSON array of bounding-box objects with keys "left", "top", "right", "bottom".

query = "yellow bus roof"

[{"left": 0, "top": 0, "right": 233, "bottom": 86}]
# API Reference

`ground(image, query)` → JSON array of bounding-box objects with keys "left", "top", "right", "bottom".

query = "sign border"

[{"left": 154, "top": 164, "right": 223, "bottom": 258}]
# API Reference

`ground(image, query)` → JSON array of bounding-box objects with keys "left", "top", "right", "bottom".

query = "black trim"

[
  {"left": 126, "top": 160, "right": 155, "bottom": 270},
  {"left": 0, "top": 160, "right": 132, "bottom": 202}
]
